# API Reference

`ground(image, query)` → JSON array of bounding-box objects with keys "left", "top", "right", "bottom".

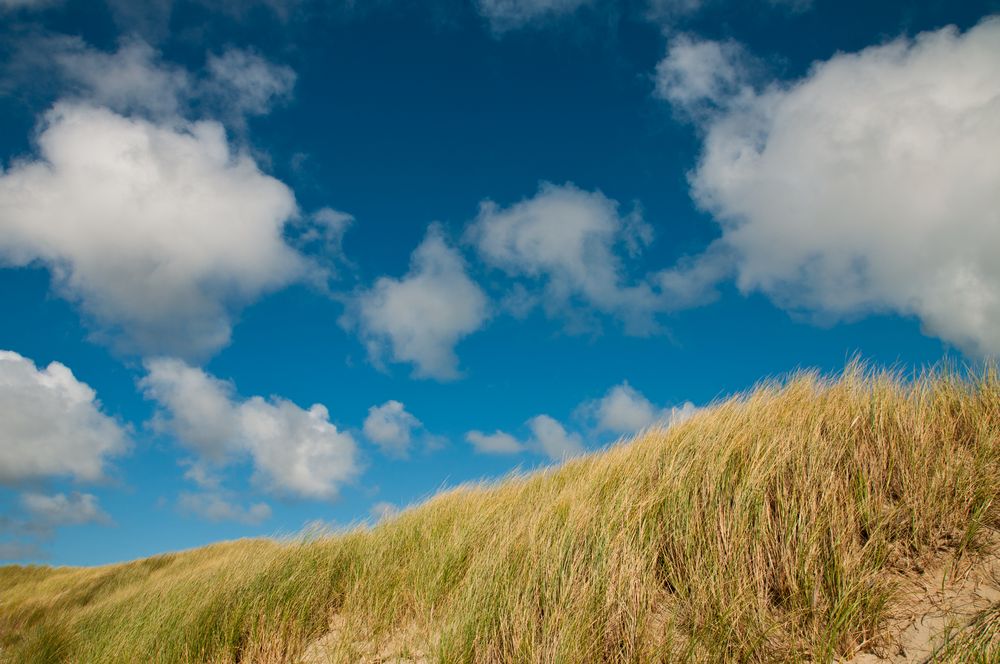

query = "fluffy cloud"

[
  {"left": 348, "top": 225, "right": 489, "bottom": 380},
  {"left": 40, "top": 38, "right": 295, "bottom": 122},
  {"left": 465, "top": 416, "right": 582, "bottom": 460},
  {"left": 474, "top": 0, "right": 590, "bottom": 32},
  {"left": 0, "top": 39, "right": 320, "bottom": 360},
  {"left": 469, "top": 182, "right": 665, "bottom": 334},
  {"left": 465, "top": 429, "right": 525, "bottom": 455},
  {"left": 674, "top": 18, "right": 1000, "bottom": 357},
  {"left": 51, "top": 39, "right": 191, "bottom": 118},
  {"left": 527, "top": 414, "right": 584, "bottom": 460},
  {"left": 654, "top": 35, "right": 750, "bottom": 116},
  {"left": 466, "top": 382, "right": 698, "bottom": 458},
  {"left": 177, "top": 491, "right": 271, "bottom": 524},
  {"left": 141, "top": 358, "right": 360, "bottom": 499},
  {"left": 363, "top": 400, "right": 422, "bottom": 458},
  {"left": 582, "top": 381, "right": 697, "bottom": 434},
  {"left": 203, "top": 48, "right": 296, "bottom": 121},
  {"left": 0, "top": 103, "right": 305, "bottom": 359},
  {"left": 21, "top": 492, "right": 111, "bottom": 526},
  {"left": 0, "top": 350, "right": 128, "bottom": 485}
]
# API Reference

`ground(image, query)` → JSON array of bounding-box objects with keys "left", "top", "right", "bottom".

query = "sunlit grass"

[{"left": 1, "top": 362, "right": 998, "bottom": 662}]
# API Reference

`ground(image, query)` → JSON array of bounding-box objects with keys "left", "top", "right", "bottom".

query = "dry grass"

[{"left": 1, "top": 363, "right": 999, "bottom": 663}]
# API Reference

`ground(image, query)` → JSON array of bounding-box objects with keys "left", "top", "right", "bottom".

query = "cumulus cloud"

[
  {"left": 348, "top": 225, "right": 489, "bottom": 380},
  {"left": 21, "top": 492, "right": 111, "bottom": 526},
  {"left": 474, "top": 0, "right": 591, "bottom": 32},
  {"left": 177, "top": 491, "right": 271, "bottom": 524},
  {"left": 469, "top": 182, "right": 666, "bottom": 334},
  {"left": 527, "top": 414, "right": 584, "bottom": 460},
  {"left": 465, "top": 416, "right": 581, "bottom": 460},
  {"left": 0, "top": 38, "right": 322, "bottom": 360},
  {"left": 363, "top": 400, "right": 422, "bottom": 458},
  {"left": 581, "top": 381, "right": 697, "bottom": 434},
  {"left": 0, "top": 103, "right": 305, "bottom": 359},
  {"left": 141, "top": 358, "right": 360, "bottom": 500},
  {"left": 34, "top": 38, "right": 295, "bottom": 123},
  {"left": 465, "top": 429, "right": 525, "bottom": 455},
  {"left": 0, "top": 350, "right": 128, "bottom": 485},
  {"left": 654, "top": 35, "right": 751, "bottom": 117},
  {"left": 672, "top": 18, "right": 1000, "bottom": 357},
  {"left": 203, "top": 47, "right": 296, "bottom": 121}
]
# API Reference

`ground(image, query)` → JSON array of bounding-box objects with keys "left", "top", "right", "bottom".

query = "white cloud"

[
  {"left": 654, "top": 35, "right": 750, "bottom": 116},
  {"left": 21, "top": 492, "right": 111, "bottom": 526},
  {"left": 141, "top": 358, "right": 361, "bottom": 500},
  {"left": 469, "top": 182, "right": 664, "bottom": 334},
  {"left": 52, "top": 38, "right": 191, "bottom": 119},
  {"left": 40, "top": 36, "right": 296, "bottom": 121},
  {"left": 140, "top": 358, "right": 240, "bottom": 461},
  {"left": 474, "top": 0, "right": 590, "bottom": 32},
  {"left": 363, "top": 400, "right": 421, "bottom": 458},
  {"left": 204, "top": 47, "right": 296, "bottom": 119},
  {"left": 678, "top": 17, "right": 1000, "bottom": 357},
  {"left": 465, "top": 429, "right": 525, "bottom": 455},
  {"left": 240, "top": 397, "right": 359, "bottom": 499},
  {"left": 582, "top": 381, "right": 697, "bottom": 434},
  {"left": 348, "top": 225, "right": 489, "bottom": 380},
  {"left": 177, "top": 491, "right": 271, "bottom": 524},
  {"left": 465, "top": 416, "right": 582, "bottom": 460},
  {"left": 527, "top": 414, "right": 584, "bottom": 460},
  {"left": 0, "top": 350, "right": 128, "bottom": 485},
  {"left": 0, "top": 103, "right": 305, "bottom": 359}
]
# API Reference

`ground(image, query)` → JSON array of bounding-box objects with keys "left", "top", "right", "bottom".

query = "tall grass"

[{"left": 1, "top": 364, "right": 998, "bottom": 663}]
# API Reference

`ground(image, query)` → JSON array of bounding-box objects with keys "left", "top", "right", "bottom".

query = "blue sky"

[{"left": 0, "top": 0, "right": 997, "bottom": 565}]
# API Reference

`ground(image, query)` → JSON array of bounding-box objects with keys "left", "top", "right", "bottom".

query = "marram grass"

[{"left": 2, "top": 364, "right": 999, "bottom": 663}]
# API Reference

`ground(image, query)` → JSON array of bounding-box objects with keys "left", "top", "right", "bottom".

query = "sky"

[{"left": 0, "top": 0, "right": 998, "bottom": 566}]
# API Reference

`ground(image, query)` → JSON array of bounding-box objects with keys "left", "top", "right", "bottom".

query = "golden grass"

[{"left": 1, "top": 363, "right": 999, "bottom": 663}]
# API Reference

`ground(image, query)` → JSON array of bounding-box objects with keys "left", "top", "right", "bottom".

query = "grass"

[
  {"left": 931, "top": 599, "right": 1000, "bottom": 663},
  {"left": 1, "top": 363, "right": 999, "bottom": 663}
]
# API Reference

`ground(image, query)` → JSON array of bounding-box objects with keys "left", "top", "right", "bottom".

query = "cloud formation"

[
  {"left": 363, "top": 400, "right": 423, "bottom": 458},
  {"left": 469, "top": 182, "right": 665, "bottom": 334},
  {"left": 657, "top": 19, "right": 1000, "bottom": 356},
  {"left": 21, "top": 492, "right": 111, "bottom": 527},
  {"left": 177, "top": 491, "right": 271, "bottom": 524},
  {"left": 348, "top": 226, "right": 489, "bottom": 380},
  {"left": 141, "top": 358, "right": 360, "bottom": 500},
  {"left": 465, "top": 414, "right": 583, "bottom": 460},
  {"left": 0, "top": 39, "right": 322, "bottom": 360},
  {"left": 0, "top": 104, "right": 304, "bottom": 359},
  {"left": 581, "top": 381, "right": 697, "bottom": 434},
  {"left": 0, "top": 350, "right": 128, "bottom": 485},
  {"left": 527, "top": 414, "right": 585, "bottom": 460},
  {"left": 465, "top": 429, "right": 525, "bottom": 455},
  {"left": 654, "top": 35, "right": 750, "bottom": 117}
]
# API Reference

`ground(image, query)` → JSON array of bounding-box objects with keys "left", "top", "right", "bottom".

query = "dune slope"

[{"left": 1, "top": 365, "right": 999, "bottom": 663}]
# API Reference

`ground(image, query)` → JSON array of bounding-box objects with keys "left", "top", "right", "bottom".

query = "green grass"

[{"left": 1, "top": 363, "right": 999, "bottom": 663}]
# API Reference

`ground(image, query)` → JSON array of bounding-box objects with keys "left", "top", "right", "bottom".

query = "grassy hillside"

[{"left": 1, "top": 365, "right": 999, "bottom": 663}]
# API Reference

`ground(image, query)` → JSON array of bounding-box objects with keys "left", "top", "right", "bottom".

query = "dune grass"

[
  {"left": 1, "top": 363, "right": 999, "bottom": 663},
  {"left": 931, "top": 599, "right": 1000, "bottom": 663}
]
